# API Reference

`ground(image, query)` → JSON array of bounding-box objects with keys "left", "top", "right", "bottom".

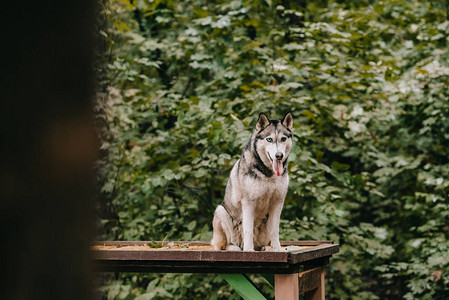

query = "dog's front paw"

[
  {"left": 226, "top": 245, "right": 242, "bottom": 251},
  {"left": 272, "top": 246, "right": 286, "bottom": 252},
  {"left": 270, "top": 240, "right": 285, "bottom": 252},
  {"left": 262, "top": 246, "right": 285, "bottom": 252}
]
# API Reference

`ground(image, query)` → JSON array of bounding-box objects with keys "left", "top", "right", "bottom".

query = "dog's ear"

[
  {"left": 256, "top": 113, "right": 270, "bottom": 131},
  {"left": 281, "top": 112, "right": 293, "bottom": 130}
]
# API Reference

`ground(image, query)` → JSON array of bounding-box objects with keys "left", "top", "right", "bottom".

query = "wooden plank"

[
  {"left": 93, "top": 260, "right": 296, "bottom": 274},
  {"left": 93, "top": 240, "right": 333, "bottom": 247},
  {"left": 221, "top": 274, "right": 267, "bottom": 300},
  {"left": 91, "top": 242, "right": 338, "bottom": 264},
  {"left": 303, "top": 270, "right": 325, "bottom": 300},
  {"left": 91, "top": 248, "right": 289, "bottom": 263},
  {"left": 91, "top": 241, "right": 339, "bottom": 274},
  {"left": 298, "top": 267, "right": 323, "bottom": 294},
  {"left": 92, "top": 260, "right": 301, "bottom": 274},
  {"left": 282, "top": 241, "right": 333, "bottom": 246},
  {"left": 287, "top": 244, "right": 339, "bottom": 264},
  {"left": 96, "top": 241, "right": 211, "bottom": 247},
  {"left": 275, "top": 273, "right": 299, "bottom": 300}
]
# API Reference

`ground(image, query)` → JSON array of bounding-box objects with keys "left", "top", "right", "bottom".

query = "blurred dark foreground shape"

[{"left": 0, "top": 1, "right": 96, "bottom": 300}]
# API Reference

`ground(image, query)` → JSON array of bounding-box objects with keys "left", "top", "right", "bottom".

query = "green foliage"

[{"left": 95, "top": 0, "right": 449, "bottom": 298}]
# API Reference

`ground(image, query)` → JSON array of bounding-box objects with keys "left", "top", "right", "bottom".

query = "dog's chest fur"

[
  {"left": 242, "top": 174, "right": 288, "bottom": 208},
  {"left": 225, "top": 161, "right": 289, "bottom": 221}
]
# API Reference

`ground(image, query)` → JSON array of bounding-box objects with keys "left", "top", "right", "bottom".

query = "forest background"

[{"left": 94, "top": 0, "right": 449, "bottom": 299}]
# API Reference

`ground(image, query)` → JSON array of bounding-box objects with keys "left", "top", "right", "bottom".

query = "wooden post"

[
  {"left": 303, "top": 268, "right": 325, "bottom": 300},
  {"left": 275, "top": 273, "right": 299, "bottom": 300},
  {"left": 275, "top": 267, "right": 325, "bottom": 300}
]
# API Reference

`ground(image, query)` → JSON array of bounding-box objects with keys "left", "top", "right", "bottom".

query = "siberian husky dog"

[{"left": 211, "top": 112, "right": 293, "bottom": 251}]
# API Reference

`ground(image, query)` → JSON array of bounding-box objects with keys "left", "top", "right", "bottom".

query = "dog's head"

[{"left": 254, "top": 112, "right": 293, "bottom": 176}]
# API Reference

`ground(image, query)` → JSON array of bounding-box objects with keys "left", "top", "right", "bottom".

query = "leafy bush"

[{"left": 95, "top": 0, "right": 449, "bottom": 298}]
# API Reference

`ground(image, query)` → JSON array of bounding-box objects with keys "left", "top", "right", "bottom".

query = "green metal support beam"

[{"left": 221, "top": 274, "right": 267, "bottom": 300}]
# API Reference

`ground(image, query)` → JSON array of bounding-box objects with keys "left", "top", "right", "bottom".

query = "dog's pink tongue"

[{"left": 273, "top": 160, "right": 283, "bottom": 176}]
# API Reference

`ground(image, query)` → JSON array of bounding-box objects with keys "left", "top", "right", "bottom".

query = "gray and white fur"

[{"left": 211, "top": 112, "right": 293, "bottom": 251}]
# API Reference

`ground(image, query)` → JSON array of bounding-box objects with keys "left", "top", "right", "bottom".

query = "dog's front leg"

[
  {"left": 268, "top": 200, "right": 285, "bottom": 251},
  {"left": 242, "top": 201, "right": 255, "bottom": 251}
]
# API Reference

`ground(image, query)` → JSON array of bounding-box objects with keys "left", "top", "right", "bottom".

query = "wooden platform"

[{"left": 91, "top": 240, "right": 339, "bottom": 299}]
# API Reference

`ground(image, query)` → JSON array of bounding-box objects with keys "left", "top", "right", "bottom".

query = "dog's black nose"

[{"left": 275, "top": 152, "right": 283, "bottom": 160}]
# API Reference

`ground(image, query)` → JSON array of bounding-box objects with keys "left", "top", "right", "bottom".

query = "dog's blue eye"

[{"left": 266, "top": 138, "right": 273, "bottom": 142}]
